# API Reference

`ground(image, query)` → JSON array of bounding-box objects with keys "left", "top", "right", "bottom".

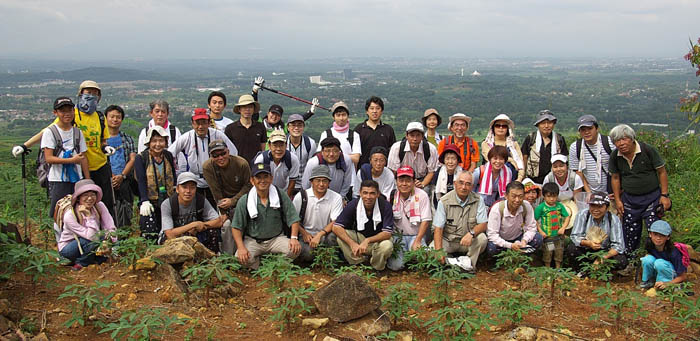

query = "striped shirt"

[{"left": 568, "top": 136, "right": 616, "bottom": 193}]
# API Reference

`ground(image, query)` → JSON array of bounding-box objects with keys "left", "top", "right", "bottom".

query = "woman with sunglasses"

[
  {"left": 481, "top": 114, "right": 525, "bottom": 182},
  {"left": 133, "top": 126, "right": 177, "bottom": 241}
]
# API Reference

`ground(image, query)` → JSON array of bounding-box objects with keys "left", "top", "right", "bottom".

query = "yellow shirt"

[{"left": 51, "top": 108, "right": 109, "bottom": 171}]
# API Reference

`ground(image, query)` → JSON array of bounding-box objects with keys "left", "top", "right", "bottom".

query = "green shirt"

[
  {"left": 608, "top": 141, "right": 664, "bottom": 195},
  {"left": 534, "top": 202, "right": 569, "bottom": 237},
  {"left": 231, "top": 188, "right": 300, "bottom": 240}
]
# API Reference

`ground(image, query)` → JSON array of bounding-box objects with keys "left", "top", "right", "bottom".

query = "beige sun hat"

[
  {"left": 77, "top": 80, "right": 101, "bottom": 96},
  {"left": 233, "top": 94, "right": 261, "bottom": 114}
]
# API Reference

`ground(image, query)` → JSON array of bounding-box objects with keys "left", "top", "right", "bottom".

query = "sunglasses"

[
  {"left": 211, "top": 151, "right": 227, "bottom": 158},
  {"left": 493, "top": 124, "right": 509, "bottom": 129}
]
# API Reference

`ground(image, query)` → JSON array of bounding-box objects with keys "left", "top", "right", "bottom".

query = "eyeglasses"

[
  {"left": 493, "top": 124, "right": 509, "bottom": 129},
  {"left": 211, "top": 151, "right": 227, "bottom": 158}
]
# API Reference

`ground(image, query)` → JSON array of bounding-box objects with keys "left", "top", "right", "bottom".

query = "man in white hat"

[
  {"left": 253, "top": 129, "right": 300, "bottom": 197},
  {"left": 438, "top": 113, "right": 480, "bottom": 172},
  {"left": 387, "top": 122, "right": 439, "bottom": 189},
  {"left": 225, "top": 94, "right": 267, "bottom": 165}
]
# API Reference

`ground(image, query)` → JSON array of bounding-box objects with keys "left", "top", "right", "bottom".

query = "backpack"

[
  {"left": 674, "top": 242, "right": 691, "bottom": 269},
  {"left": 297, "top": 189, "right": 308, "bottom": 226},
  {"left": 53, "top": 194, "right": 100, "bottom": 254},
  {"left": 169, "top": 192, "right": 205, "bottom": 226},
  {"left": 325, "top": 128, "right": 354, "bottom": 147},
  {"left": 446, "top": 135, "right": 476, "bottom": 164},
  {"left": 575, "top": 135, "right": 612, "bottom": 160},
  {"left": 37, "top": 125, "right": 82, "bottom": 188},
  {"left": 359, "top": 163, "right": 373, "bottom": 181},
  {"left": 544, "top": 170, "right": 577, "bottom": 191},
  {"left": 288, "top": 135, "right": 312, "bottom": 155},
  {"left": 244, "top": 185, "right": 291, "bottom": 237},
  {"left": 489, "top": 200, "right": 530, "bottom": 229},
  {"left": 398, "top": 137, "right": 431, "bottom": 164},
  {"left": 258, "top": 150, "right": 292, "bottom": 170}
]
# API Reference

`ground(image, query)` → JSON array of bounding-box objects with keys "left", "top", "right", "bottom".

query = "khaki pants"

[
  {"left": 236, "top": 235, "right": 297, "bottom": 269},
  {"left": 542, "top": 236, "right": 564, "bottom": 267},
  {"left": 337, "top": 230, "right": 393, "bottom": 271},
  {"left": 430, "top": 233, "right": 487, "bottom": 268}
]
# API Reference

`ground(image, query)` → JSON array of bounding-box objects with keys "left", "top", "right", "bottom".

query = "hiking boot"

[
  {"left": 617, "top": 263, "right": 636, "bottom": 277},
  {"left": 71, "top": 264, "right": 84, "bottom": 271},
  {"left": 639, "top": 281, "right": 654, "bottom": 290}
]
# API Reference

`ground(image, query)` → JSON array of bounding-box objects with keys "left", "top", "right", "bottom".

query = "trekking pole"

[
  {"left": 258, "top": 84, "right": 331, "bottom": 112},
  {"left": 21, "top": 149, "right": 30, "bottom": 244}
]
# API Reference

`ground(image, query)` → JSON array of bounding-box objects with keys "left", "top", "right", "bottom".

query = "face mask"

[{"left": 78, "top": 94, "right": 98, "bottom": 113}]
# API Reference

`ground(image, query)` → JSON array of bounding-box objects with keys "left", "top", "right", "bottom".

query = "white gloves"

[
  {"left": 12, "top": 145, "right": 26, "bottom": 158},
  {"left": 104, "top": 146, "right": 116, "bottom": 156},
  {"left": 252, "top": 76, "right": 264, "bottom": 93},
  {"left": 140, "top": 201, "right": 154, "bottom": 217},
  {"left": 310, "top": 97, "right": 319, "bottom": 113}
]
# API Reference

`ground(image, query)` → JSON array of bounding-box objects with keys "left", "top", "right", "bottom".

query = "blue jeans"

[
  {"left": 486, "top": 233, "right": 543, "bottom": 257},
  {"left": 387, "top": 234, "right": 427, "bottom": 271},
  {"left": 641, "top": 255, "right": 676, "bottom": 283},
  {"left": 59, "top": 237, "right": 105, "bottom": 267}
]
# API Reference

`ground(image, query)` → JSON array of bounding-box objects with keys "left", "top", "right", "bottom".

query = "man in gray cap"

[
  {"left": 231, "top": 162, "right": 301, "bottom": 269},
  {"left": 387, "top": 122, "right": 439, "bottom": 189},
  {"left": 293, "top": 165, "right": 344, "bottom": 261},
  {"left": 521, "top": 109, "right": 568, "bottom": 184},
  {"left": 568, "top": 115, "right": 616, "bottom": 195},
  {"left": 159, "top": 172, "right": 226, "bottom": 253},
  {"left": 567, "top": 191, "right": 628, "bottom": 275},
  {"left": 286, "top": 113, "right": 317, "bottom": 195},
  {"left": 203, "top": 139, "right": 252, "bottom": 220},
  {"left": 302, "top": 137, "right": 355, "bottom": 200}
]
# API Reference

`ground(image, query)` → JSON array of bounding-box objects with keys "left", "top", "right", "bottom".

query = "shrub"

[
  {"left": 591, "top": 283, "right": 648, "bottom": 332},
  {"left": 58, "top": 280, "right": 115, "bottom": 327},
  {"left": 310, "top": 244, "right": 341, "bottom": 274},
  {"left": 425, "top": 300, "right": 493, "bottom": 340},
  {"left": 576, "top": 250, "right": 617, "bottom": 281},
  {"left": 253, "top": 254, "right": 310, "bottom": 292},
  {"left": 269, "top": 286, "right": 315, "bottom": 331},
  {"left": 98, "top": 307, "right": 187, "bottom": 341},
  {"left": 489, "top": 288, "right": 541, "bottom": 328},
  {"left": 382, "top": 283, "right": 421, "bottom": 326},
  {"left": 181, "top": 253, "right": 242, "bottom": 307}
]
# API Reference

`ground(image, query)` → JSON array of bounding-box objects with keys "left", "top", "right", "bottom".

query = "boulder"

[
  {"left": 344, "top": 309, "right": 391, "bottom": 336},
  {"left": 152, "top": 239, "right": 195, "bottom": 264},
  {"left": 513, "top": 326, "right": 537, "bottom": 341},
  {"left": 134, "top": 257, "right": 157, "bottom": 271},
  {"left": 302, "top": 318, "right": 329, "bottom": 329},
  {"left": 174, "top": 236, "right": 215, "bottom": 261},
  {"left": 154, "top": 263, "right": 188, "bottom": 294},
  {"left": 536, "top": 328, "right": 571, "bottom": 340},
  {"left": 311, "top": 273, "right": 381, "bottom": 323}
]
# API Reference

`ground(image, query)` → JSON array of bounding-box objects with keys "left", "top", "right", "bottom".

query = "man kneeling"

[
  {"left": 332, "top": 180, "right": 394, "bottom": 270},
  {"left": 160, "top": 172, "right": 226, "bottom": 252},
  {"left": 231, "top": 163, "right": 301, "bottom": 269}
]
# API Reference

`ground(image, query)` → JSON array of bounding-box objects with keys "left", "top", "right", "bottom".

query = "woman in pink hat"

[{"left": 58, "top": 179, "right": 117, "bottom": 271}]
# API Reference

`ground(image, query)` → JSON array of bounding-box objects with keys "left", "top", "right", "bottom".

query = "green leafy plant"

[
  {"left": 19, "top": 316, "right": 38, "bottom": 335},
  {"left": 98, "top": 307, "right": 187, "bottom": 341},
  {"left": 650, "top": 321, "right": 677, "bottom": 341},
  {"left": 253, "top": 253, "right": 310, "bottom": 292},
  {"left": 310, "top": 244, "right": 341, "bottom": 274},
  {"left": 269, "top": 286, "right": 315, "bottom": 331},
  {"left": 591, "top": 282, "right": 648, "bottom": 331},
  {"left": 657, "top": 282, "right": 694, "bottom": 310},
  {"left": 382, "top": 283, "right": 421, "bottom": 326},
  {"left": 489, "top": 288, "right": 541, "bottom": 328},
  {"left": 404, "top": 246, "right": 445, "bottom": 276},
  {"left": 428, "top": 265, "right": 472, "bottom": 305},
  {"left": 390, "top": 229, "right": 405, "bottom": 259},
  {"left": 23, "top": 245, "right": 64, "bottom": 289},
  {"left": 424, "top": 300, "right": 493, "bottom": 341},
  {"left": 181, "top": 253, "right": 242, "bottom": 307},
  {"left": 334, "top": 264, "right": 376, "bottom": 283},
  {"left": 114, "top": 235, "right": 159, "bottom": 269},
  {"left": 58, "top": 280, "right": 115, "bottom": 327},
  {"left": 495, "top": 249, "right": 531, "bottom": 281},
  {"left": 673, "top": 295, "right": 700, "bottom": 331},
  {"left": 527, "top": 267, "right": 576, "bottom": 302},
  {"left": 576, "top": 250, "right": 617, "bottom": 281}
]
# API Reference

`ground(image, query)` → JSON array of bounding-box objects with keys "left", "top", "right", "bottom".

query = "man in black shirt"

[
  {"left": 225, "top": 95, "right": 267, "bottom": 166},
  {"left": 354, "top": 96, "right": 396, "bottom": 167}
]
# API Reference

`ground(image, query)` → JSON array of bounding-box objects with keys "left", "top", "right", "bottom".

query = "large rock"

[
  {"left": 154, "top": 263, "right": 188, "bottom": 294},
  {"left": 311, "top": 273, "right": 381, "bottom": 323},
  {"left": 513, "top": 326, "right": 537, "bottom": 341},
  {"left": 536, "top": 328, "right": 571, "bottom": 341},
  {"left": 150, "top": 237, "right": 213, "bottom": 265},
  {"left": 344, "top": 309, "right": 391, "bottom": 336},
  {"left": 176, "top": 236, "right": 216, "bottom": 261},
  {"left": 134, "top": 257, "right": 157, "bottom": 271}
]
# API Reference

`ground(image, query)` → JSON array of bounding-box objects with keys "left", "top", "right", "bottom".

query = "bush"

[
  {"left": 181, "top": 253, "right": 242, "bottom": 307},
  {"left": 58, "top": 280, "right": 115, "bottom": 327},
  {"left": 98, "top": 307, "right": 187, "bottom": 341}
]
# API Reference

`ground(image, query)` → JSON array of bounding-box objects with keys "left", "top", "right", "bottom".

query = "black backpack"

[
  {"left": 398, "top": 137, "right": 431, "bottom": 163},
  {"left": 325, "top": 128, "right": 354, "bottom": 147},
  {"left": 36, "top": 125, "right": 82, "bottom": 188},
  {"left": 169, "top": 192, "right": 205, "bottom": 226},
  {"left": 575, "top": 135, "right": 613, "bottom": 160},
  {"left": 258, "top": 150, "right": 292, "bottom": 170},
  {"left": 445, "top": 135, "right": 475, "bottom": 164},
  {"left": 297, "top": 189, "right": 308, "bottom": 226}
]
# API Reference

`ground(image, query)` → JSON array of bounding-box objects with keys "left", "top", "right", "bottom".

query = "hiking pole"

[
  {"left": 21, "top": 148, "right": 30, "bottom": 244},
  {"left": 258, "top": 84, "right": 331, "bottom": 112}
]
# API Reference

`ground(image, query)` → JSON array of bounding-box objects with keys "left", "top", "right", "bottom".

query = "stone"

[
  {"left": 134, "top": 257, "right": 157, "bottom": 271},
  {"left": 31, "top": 332, "right": 49, "bottom": 341},
  {"left": 311, "top": 273, "right": 381, "bottom": 322},
  {"left": 173, "top": 236, "right": 215, "bottom": 262},
  {"left": 302, "top": 318, "right": 329, "bottom": 329},
  {"left": 127, "top": 293, "right": 137, "bottom": 301},
  {"left": 604, "top": 329, "right": 612, "bottom": 338},
  {"left": 152, "top": 238, "right": 196, "bottom": 264},
  {"left": 645, "top": 288, "right": 657, "bottom": 297},
  {"left": 514, "top": 267, "right": 527, "bottom": 276},
  {"left": 536, "top": 328, "right": 570, "bottom": 341},
  {"left": 0, "top": 315, "right": 11, "bottom": 332},
  {"left": 396, "top": 331, "right": 413, "bottom": 341},
  {"left": 344, "top": 309, "right": 391, "bottom": 336},
  {"left": 175, "top": 313, "right": 192, "bottom": 320},
  {"left": 154, "top": 263, "right": 188, "bottom": 294},
  {"left": 513, "top": 326, "right": 537, "bottom": 341},
  {"left": 159, "top": 292, "right": 172, "bottom": 303}
]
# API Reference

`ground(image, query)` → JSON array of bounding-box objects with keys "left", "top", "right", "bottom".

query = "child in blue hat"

[{"left": 639, "top": 220, "right": 688, "bottom": 289}]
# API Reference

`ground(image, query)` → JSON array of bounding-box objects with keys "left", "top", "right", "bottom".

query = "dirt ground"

[{"left": 2, "top": 253, "right": 698, "bottom": 341}]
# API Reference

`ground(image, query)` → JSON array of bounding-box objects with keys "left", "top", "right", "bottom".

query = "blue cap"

[
  {"left": 251, "top": 162, "right": 272, "bottom": 177},
  {"left": 648, "top": 220, "right": 672, "bottom": 236}
]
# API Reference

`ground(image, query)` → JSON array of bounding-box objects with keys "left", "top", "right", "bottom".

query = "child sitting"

[
  {"left": 58, "top": 179, "right": 117, "bottom": 271},
  {"left": 640, "top": 220, "right": 688, "bottom": 290},
  {"left": 535, "top": 183, "right": 570, "bottom": 268}
]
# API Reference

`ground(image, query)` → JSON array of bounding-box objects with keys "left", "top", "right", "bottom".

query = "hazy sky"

[{"left": 1, "top": 0, "right": 699, "bottom": 60}]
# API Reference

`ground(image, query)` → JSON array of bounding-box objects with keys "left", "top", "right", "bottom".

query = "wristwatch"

[
  {"left": 660, "top": 193, "right": 670, "bottom": 198},
  {"left": 291, "top": 235, "right": 298, "bottom": 240}
]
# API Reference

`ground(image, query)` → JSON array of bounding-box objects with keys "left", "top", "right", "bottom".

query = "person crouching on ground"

[
  {"left": 639, "top": 220, "right": 688, "bottom": 290},
  {"left": 58, "top": 179, "right": 116, "bottom": 271}
]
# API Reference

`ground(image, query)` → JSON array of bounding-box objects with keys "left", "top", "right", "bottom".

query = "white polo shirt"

[{"left": 292, "top": 188, "right": 344, "bottom": 234}]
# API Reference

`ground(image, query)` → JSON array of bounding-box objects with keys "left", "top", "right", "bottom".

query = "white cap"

[
  {"left": 551, "top": 154, "right": 568, "bottom": 164},
  {"left": 405, "top": 122, "right": 425, "bottom": 133}
]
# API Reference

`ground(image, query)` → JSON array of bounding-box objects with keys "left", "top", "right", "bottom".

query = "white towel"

[
  {"left": 446, "top": 256, "right": 473, "bottom": 271},
  {"left": 578, "top": 134, "right": 603, "bottom": 182},
  {"left": 356, "top": 199, "right": 382, "bottom": 232},
  {"left": 534, "top": 130, "right": 558, "bottom": 158},
  {"left": 435, "top": 166, "right": 463, "bottom": 195},
  {"left": 246, "top": 186, "right": 280, "bottom": 219}
]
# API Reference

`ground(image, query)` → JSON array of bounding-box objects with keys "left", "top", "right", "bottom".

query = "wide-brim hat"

[
  {"left": 78, "top": 80, "right": 101, "bottom": 96},
  {"left": 233, "top": 94, "right": 260, "bottom": 114},
  {"left": 439, "top": 144, "right": 462, "bottom": 164},
  {"left": 421, "top": 108, "right": 442, "bottom": 127},
  {"left": 534, "top": 109, "right": 557, "bottom": 126},
  {"left": 144, "top": 126, "right": 168, "bottom": 147},
  {"left": 72, "top": 179, "right": 103, "bottom": 206},
  {"left": 448, "top": 113, "right": 472, "bottom": 129},
  {"left": 489, "top": 114, "right": 515, "bottom": 131}
]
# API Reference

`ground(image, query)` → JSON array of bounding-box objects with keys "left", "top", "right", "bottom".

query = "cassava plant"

[
  {"left": 382, "top": 283, "right": 421, "bottom": 326},
  {"left": 424, "top": 300, "right": 494, "bottom": 341},
  {"left": 577, "top": 250, "right": 617, "bottom": 281},
  {"left": 495, "top": 249, "right": 531, "bottom": 281},
  {"left": 527, "top": 266, "right": 576, "bottom": 302},
  {"left": 489, "top": 288, "right": 541, "bottom": 328},
  {"left": 253, "top": 253, "right": 310, "bottom": 292},
  {"left": 590, "top": 282, "right": 648, "bottom": 332},
  {"left": 98, "top": 307, "right": 187, "bottom": 340},
  {"left": 58, "top": 280, "right": 115, "bottom": 327},
  {"left": 269, "top": 286, "right": 315, "bottom": 331},
  {"left": 310, "top": 244, "right": 341, "bottom": 274},
  {"left": 181, "top": 253, "right": 242, "bottom": 307}
]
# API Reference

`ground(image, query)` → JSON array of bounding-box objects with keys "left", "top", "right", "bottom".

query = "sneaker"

[
  {"left": 639, "top": 281, "right": 654, "bottom": 290},
  {"left": 576, "top": 271, "right": 586, "bottom": 279},
  {"left": 71, "top": 264, "right": 84, "bottom": 271}
]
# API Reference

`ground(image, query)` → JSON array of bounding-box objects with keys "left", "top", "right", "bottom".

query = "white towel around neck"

[
  {"left": 246, "top": 186, "right": 280, "bottom": 219},
  {"left": 534, "top": 130, "right": 558, "bottom": 157},
  {"left": 356, "top": 199, "right": 382, "bottom": 232}
]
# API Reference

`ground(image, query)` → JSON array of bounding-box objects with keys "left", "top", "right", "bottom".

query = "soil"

[{"left": 2, "top": 229, "right": 699, "bottom": 341}]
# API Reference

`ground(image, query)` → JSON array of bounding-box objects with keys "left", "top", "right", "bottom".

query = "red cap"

[
  {"left": 192, "top": 108, "right": 209, "bottom": 121},
  {"left": 396, "top": 166, "right": 414, "bottom": 178}
]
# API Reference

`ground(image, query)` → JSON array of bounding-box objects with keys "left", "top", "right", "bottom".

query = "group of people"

[{"left": 11, "top": 78, "right": 686, "bottom": 289}]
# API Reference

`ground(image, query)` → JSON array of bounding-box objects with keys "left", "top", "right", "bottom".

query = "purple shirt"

[{"left": 486, "top": 201, "right": 537, "bottom": 249}]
